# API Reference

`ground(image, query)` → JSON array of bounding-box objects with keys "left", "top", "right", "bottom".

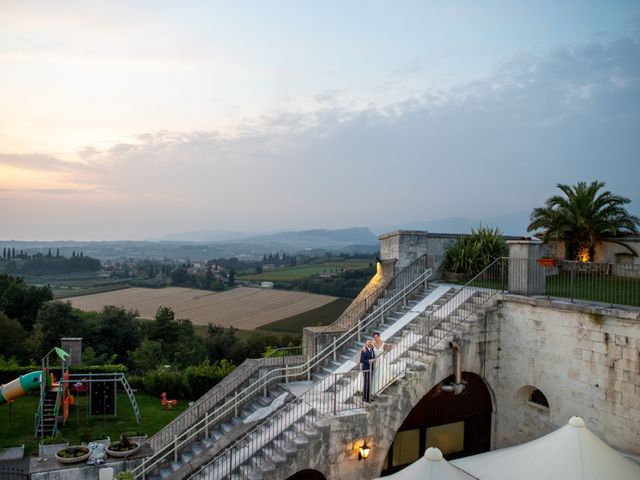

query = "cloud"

[
  {"left": 3, "top": 34, "right": 640, "bottom": 240},
  {"left": 28, "top": 188, "right": 104, "bottom": 195},
  {"left": 0, "top": 153, "right": 79, "bottom": 172}
]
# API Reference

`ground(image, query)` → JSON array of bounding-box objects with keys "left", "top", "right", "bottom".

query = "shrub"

[
  {"left": 142, "top": 366, "right": 187, "bottom": 398},
  {"left": 183, "top": 359, "right": 235, "bottom": 399},
  {"left": 443, "top": 226, "right": 508, "bottom": 277}
]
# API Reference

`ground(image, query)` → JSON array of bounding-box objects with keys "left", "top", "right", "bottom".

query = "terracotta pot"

[{"left": 537, "top": 258, "right": 558, "bottom": 267}]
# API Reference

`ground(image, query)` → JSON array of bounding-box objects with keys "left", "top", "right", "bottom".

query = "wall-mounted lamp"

[{"left": 358, "top": 441, "right": 370, "bottom": 461}]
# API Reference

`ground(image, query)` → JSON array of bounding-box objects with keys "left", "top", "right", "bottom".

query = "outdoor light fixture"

[{"left": 358, "top": 441, "right": 370, "bottom": 461}]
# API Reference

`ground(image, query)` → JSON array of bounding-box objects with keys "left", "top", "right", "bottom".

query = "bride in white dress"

[{"left": 371, "top": 332, "right": 389, "bottom": 395}]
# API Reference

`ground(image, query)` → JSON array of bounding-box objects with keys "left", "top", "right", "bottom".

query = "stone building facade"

[{"left": 272, "top": 294, "right": 640, "bottom": 479}]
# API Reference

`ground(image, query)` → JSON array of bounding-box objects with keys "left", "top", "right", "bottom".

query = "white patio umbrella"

[
  {"left": 374, "top": 447, "right": 477, "bottom": 480},
  {"left": 451, "top": 416, "right": 640, "bottom": 480}
]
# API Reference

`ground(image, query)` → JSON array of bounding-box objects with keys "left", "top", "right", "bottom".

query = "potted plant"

[
  {"left": 107, "top": 433, "right": 140, "bottom": 457},
  {"left": 537, "top": 256, "right": 558, "bottom": 267},
  {"left": 55, "top": 445, "right": 90, "bottom": 464},
  {"left": 39, "top": 432, "right": 69, "bottom": 458}
]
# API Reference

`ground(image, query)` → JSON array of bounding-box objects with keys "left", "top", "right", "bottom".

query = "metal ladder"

[{"left": 119, "top": 373, "right": 142, "bottom": 424}]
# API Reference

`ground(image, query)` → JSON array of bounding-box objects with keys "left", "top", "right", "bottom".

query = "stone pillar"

[
  {"left": 378, "top": 230, "right": 430, "bottom": 272},
  {"left": 506, "top": 239, "right": 545, "bottom": 295},
  {"left": 60, "top": 337, "right": 83, "bottom": 366}
]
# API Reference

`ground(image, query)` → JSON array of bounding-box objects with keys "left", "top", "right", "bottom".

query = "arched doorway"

[
  {"left": 285, "top": 469, "right": 327, "bottom": 480},
  {"left": 381, "top": 372, "right": 493, "bottom": 476}
]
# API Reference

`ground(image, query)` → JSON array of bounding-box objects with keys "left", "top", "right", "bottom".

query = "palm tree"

[{"left": 527, "top": 181, "right": 640, "bottom": 261}]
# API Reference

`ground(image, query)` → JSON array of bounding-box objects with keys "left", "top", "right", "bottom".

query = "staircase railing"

[
  {"left": 133, "top": 262, "right": 432, "bottom": 479},
  {"left": 324, "top": 254, "right": 428, "bottom": 332},
  {"left": 131, "top": 346, "right": 303, "bottom": 466},
  {"left": 375, "top": 257, "right": 505, "bottom": 395},
  {"left": 195, "top": 368, "right": 366, "bottom": 479},
  {"left": 191, "top": 267, "right": 432, "bottom": 479}
]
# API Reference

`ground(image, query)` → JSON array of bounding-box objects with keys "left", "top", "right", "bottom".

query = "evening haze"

[{"left": 1, "top": 1, "right": 639, "bottom": 241}]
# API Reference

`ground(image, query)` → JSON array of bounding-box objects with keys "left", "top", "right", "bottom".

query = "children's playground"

[{"left": 0, "top": 347, "right": 187, "bottom": 456}]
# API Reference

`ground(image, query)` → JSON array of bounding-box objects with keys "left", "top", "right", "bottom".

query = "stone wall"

[
  {"left": 272, "top": 304, "right": 502, "bottom": 480},
  {"left": 282, "top": 295, "right": 639, "bottom": 479},
  {"left": 378, "top": 230, "right": 462, "bottom": 273},
  {"left": 491, "top": 296, "right": 640, "bottom": 455},
  {"left": 544, "top": 238, "right": 640, "bottom": 264}
]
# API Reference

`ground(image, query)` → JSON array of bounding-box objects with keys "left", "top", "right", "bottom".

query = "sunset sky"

[{"left": 1, "top": 1, "right": 639, "bottom": 240}]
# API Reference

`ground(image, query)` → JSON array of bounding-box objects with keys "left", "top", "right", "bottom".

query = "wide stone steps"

[
  {"left": 149, "top": 385, "right": 292, "bottom": 480},
  {"left": 151, "top": 282, "right": 452, "bottom": 480},
  {"left": 191, "top": 408, "right": 328, "bottom": 479}
]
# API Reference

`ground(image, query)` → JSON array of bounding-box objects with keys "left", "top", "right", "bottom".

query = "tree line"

[
  {"left": 0, "top": 273, "right": 298, "bottom": 398},
  {"left": 0, "top": 249, "right": 101, "bottom": 275}
]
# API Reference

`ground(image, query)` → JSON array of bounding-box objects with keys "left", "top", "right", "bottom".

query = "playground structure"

[
  {"left": 33, "top": 347, "right": 141, "bottom": 439},
  {"left": 160, "top": 392, "right": 177, "bottom": 410},
  {"left": 0, "top": 345, "right": 141, "bottom": 440},
  {"left": 0, "top": 370, "right": 42, "bottom": 406}
]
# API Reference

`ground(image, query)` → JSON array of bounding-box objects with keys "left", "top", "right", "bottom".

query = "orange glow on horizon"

[{"left": 0, "top": 165, "right": 77, "bottom": 191}]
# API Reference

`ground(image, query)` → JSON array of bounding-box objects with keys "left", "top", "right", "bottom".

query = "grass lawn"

[
  {"left": 545, "top": 274, "right": 640, "bottom": 306},
  {"left": 239, "top": 260, "right": 373, "bottom": 282},
  {"left": 444, "top": 272, "right": 640, "bottom": 307},
  {"left": 258, "top": 298, "right": 351, "bottom": 334},
  {"left": 0, "top": 391, "right": 189, "bottom": 456}
]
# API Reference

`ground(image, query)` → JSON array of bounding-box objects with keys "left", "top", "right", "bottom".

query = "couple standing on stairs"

[{"left": 360, "top": 332, "right": 391, "bottom": 403}]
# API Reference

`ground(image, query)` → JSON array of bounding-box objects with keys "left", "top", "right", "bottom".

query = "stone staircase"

[
  {"left": 145, "top": 284, "right": 437, "bottom": 480},
  {"left": 187, "top": 283, "right": 494, "bottom": 480}
]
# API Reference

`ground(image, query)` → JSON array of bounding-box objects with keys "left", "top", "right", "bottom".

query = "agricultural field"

[
  {"left": 20, "top": 272, "right": 130, "bottom": 299},
  {"left": 67, "top": 286, "right": 337, "bottom": 329},
  {"left": 239, "top": 259, "right": 373, "bottom": 282}
]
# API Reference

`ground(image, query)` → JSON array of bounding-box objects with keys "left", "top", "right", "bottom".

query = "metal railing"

[
  {"left": 323, "top": 254, "right": 428, "bottom": 332},
  {"left": 373, "top": 257, "right": 505, "bottom": 398},
  {"left": 131, "top": 346, "right": 304, "bottom": 469},
  {"left": 191, "top": 267, "right": 432, "bottom": 479},
  {"left": 195, "top": 368, "right": 367, "bottom": 479},
  {"left": 507, "top": 258, "right": 640, "bottom": 307},
  {"left": 63, "top": 372, "right": 141, "bottom": 423},
  {"left": 181, "top": 257, "right": 639, "bottom": 479},
  {"left": 136, "top": 264, "right": 431, "bottom": 479},
  {"left": 371, "top": 257, "right": 640, "bottom": 400}
]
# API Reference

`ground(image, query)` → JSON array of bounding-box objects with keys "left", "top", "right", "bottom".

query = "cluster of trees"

[
  {"left": 261, "top": 252, "right": 296, "bottom": 267},
  {"left": 280, "top": 266, "right": 376, "bottom": 298},
  {"left": 0, "top": 249, "right": 101, "bottom": 275},
  {"left": 0, "top": 274, "right": 298, "bottom": 398},
  {"left": 170, "top": 267, "right": 226, "bottom": 291}
]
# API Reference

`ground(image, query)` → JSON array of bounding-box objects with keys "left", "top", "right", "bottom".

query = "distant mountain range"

[
  {"left": 2, "top": 217, "right": 532, "bottom": 261},
  {"left": 370, "top": 212, "right": 532, "bottom": 237},
  {"left": 158, "top": 227, "right": 378, "bottom": 247},
  {"left": 235, "top": 228, "right": 378, "bottom": 249},
  {"left": 157, "top": 215, "right": 532, "bottom": 254}
]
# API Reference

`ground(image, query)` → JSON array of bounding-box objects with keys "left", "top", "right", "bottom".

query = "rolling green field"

[
  {"left": 258, "top": 297, "right": 351, "bottom": 333},
  {"left": 239, "top": 259, "right": 373, "bottom": 282},
  {"left": 18, "top": 272, "right": 132, "bottom": 299},
  {"left": 192, "top": 297, "right": 351, "bottom": 340},
  {"left": 0, "top": 391, "right": 188, "bottom": 455}
]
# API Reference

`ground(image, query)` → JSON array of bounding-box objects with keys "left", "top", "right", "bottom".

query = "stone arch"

[
  {"left": 284, "top": 469, "right": 327, "bottom": 480},
  {"left": 379, "top": 371, "right": 493, "bottom": 476},
  {"left": 515, "top": 384, "right": 551, "bottom": 421}
]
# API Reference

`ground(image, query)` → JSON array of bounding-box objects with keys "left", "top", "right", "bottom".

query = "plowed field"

[{"left": 68, "top": 286, "right": 337, "bottom": 329}]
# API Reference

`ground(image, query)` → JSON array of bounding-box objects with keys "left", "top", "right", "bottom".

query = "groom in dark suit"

[{"left": 360, "top": 339, "right": 375, "bottom": 402}]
